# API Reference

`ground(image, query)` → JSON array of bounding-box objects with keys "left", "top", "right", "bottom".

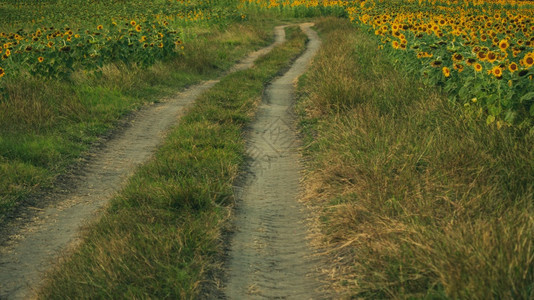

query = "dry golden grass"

[{"left": 299, "top": 17, "right": 534, "bottom": 299}]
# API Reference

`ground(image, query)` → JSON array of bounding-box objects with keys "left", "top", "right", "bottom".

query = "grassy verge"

[
  {"left": 0, "top": 21, "right": 273, "bottom": 221},
  {"left": 37, "top": 25, "right": 308, "bottom": 298},
  {"left": 298, "top": 17, "right": 533, "bottom": 299}
]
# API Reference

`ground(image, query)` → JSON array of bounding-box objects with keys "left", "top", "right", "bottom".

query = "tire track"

[
  {"left": 224, "top": 23, "right": 322, "bottom": 299},
  {"left": 0, "top": 26, "right": 287, "bottom": 300}
]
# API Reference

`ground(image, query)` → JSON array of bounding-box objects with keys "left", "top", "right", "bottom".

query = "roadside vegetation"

[
  {"left": 297, "top": 17, "right": 533, "bottom": 298},
  {"left": 2, "top": 0, "right": 533, "bottom": 298},
  {"left": 244, "top": 0, "right": 534, "bottom": 128},
  {"left": 37, "top": 26, "right": 308, "bottom": 298},
  {"left": 0, "top": 0, "right": 271, "bottom": 220}
]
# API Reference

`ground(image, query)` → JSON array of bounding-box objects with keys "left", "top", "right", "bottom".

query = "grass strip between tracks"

[
  {"left": 37, "top": 25, "right": 307, "bottom": 299},
  {"left": 297, "top": 17, "right": 533, "bottom": 299}
]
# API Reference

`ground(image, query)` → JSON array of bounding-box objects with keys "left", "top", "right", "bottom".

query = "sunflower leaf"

[{"left": 520, "top": 92, "right": 534, "bottom": 103}]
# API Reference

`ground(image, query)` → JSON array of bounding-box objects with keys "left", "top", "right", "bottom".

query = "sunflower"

[
  {"left": 442, "top": 66, "right": 451, "bottom": 77},
  {"left": 477, "top": 51, "right": 487, "bottom": 60},
  {"left": 523, "top": 54, "right": 534, "bottom": 68},
  {"left": 97, "top": 25, "right": 103, "bottom": 30},
  {"left": 452, "top": 53, "right": 463, "bottom": 61},
  {"left": 158, "top": 42, "right": 163, "bottom": 48},
  {"left": 431, "top": 60, "right": 442, "bottom": 67},
  {"left": 491, "top": 65, "right": 503, "bottom": 78},
  {"left": 5, "top": 49, "right": 10, "bottom": 57},
  {"left": 0, "top": 67, "right": 4, "bottom": 77},
  {"left": 130, "top": 20, "right": 136, "bottom": 26},
  {"left": 136, "top": 25, "right": 142, "bottom": 32},
  {"left": 508, "top": 62, "right": 518, "bottom": 73},
  {"left": 487, "top": 51, "right": 497, "bottom": 62},
  {"left": 417, "top": 52, "right": 433, "bottom": 58},
  {"left": 499, "top": 39, "right": 510, "bottom": 51},
  {"left": 391, "top": 40, "right": 399, "bottom": 49},
  {"left": 474, "top": 63, "right": 483, "bottom": 72},
  {"left": 454, "top": 63, "right": 464, "bottom": 72},
  {"left": 466, "top": 58, "right": 477, "bottom": 65},
  {"left": 37, "top": 56, "right": 44, "bottom": 63}
]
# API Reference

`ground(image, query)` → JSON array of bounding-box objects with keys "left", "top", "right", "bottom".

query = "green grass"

[
  {"left": 37, "top": 25, "right": 308, "bottom": 298},
  {"left": 297, "top": 17, "right": 533, "bottom": 299},
  {"left": 0, "top": 21, "right": 273, "bottom": 221}
]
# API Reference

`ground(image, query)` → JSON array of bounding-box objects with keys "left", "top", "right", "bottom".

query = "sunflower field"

[
  {"left": 241, "top": 0, "right": 534, "bottom": 128},
  {"left": 0, "top": 0, "right": 240, "bottom": 80}
]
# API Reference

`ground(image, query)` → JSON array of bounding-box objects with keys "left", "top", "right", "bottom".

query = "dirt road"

[
  {"left": 0, "top": 26, "right": 287, "bottom": 300},
  {"left": 224, "top": 23, "right": 323, "bottom": 299}
]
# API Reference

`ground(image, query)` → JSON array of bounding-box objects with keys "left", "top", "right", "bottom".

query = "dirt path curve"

[
  {"left": 224, "top": 23, "right": 322, "bottom": 299},
  {"left": 0, "top": 26, "right": 287, "bottom": 300}
]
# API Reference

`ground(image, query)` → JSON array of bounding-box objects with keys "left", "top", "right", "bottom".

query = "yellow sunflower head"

[
  {"left": 523, "top": 54, "right": 534, "bottom": 68},
  {"left": 452, "top": 53, "right": 463, "bottom": 61},
  {"left": 499, "top": 39, "right": 509, "bottom": 51},
  {"left": 491, "top": 66, "right": 503, "bottom": 78},
  {"left": 431, "top": 60, "right": 442, "bottom": 68},
  {"left": 487, "top": 51, "right": 497, "bottom": 62},
  {"left": 508, "top": 62, "right": 518, "bottom": 73},
  {"left": 442, "top": 66, "right": 451, "bottom": 77}
]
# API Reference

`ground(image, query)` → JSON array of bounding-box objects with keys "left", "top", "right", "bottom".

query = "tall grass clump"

[{"left": 298, "top": 17, "right": 533, "bottom": 299}]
